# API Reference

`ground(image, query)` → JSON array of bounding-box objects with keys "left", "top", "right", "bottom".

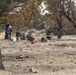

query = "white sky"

[
  {"left": 72, "top": 0, "right": 76, "bottom": 3},
  {"left": 39, "top": 2, "right": 49, "bottom": 15},
  {"left": 40, "top": 0, "right": 76, "bottom": 15}
]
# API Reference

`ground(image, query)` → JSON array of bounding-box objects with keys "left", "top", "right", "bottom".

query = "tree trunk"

[
  {"left": 0, "top": 49, "right": 5, "bottom": 70},
  {"left": 57, "top": 0, "right": 62, "bottom": 39},
  {"left": 57, "top": 20, "right": 62, "bottom": 39}
]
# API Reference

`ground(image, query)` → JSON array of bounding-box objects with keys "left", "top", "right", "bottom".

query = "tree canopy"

[
  {"left": 0, "top": 0, "right": 76, "bottom": 36},
  {"left": 0, "top": 0, "right": 11, "bottom": 16}
]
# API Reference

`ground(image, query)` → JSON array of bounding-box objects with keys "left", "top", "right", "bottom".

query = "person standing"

[
  {"left": 16, "top": 29, "right": 22, "bottom": 40},
  {"left": 5, "top": 24, "right": 9, "bottom": 39},
  {"left": 7, "top": 26, "right": 12, "bottom": 40}
]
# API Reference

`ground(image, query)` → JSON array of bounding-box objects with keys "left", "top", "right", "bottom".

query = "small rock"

[
  {"left": 48, "top": 43, "right": 51, "bottom": 45},
  {"left": 29, "top": 67, "right": 38, "bottom": 73},
  {"left": 39, "top": 62, "right": 41, "bottom": 63},
  {"left": 49, "top": 61, "right": 53, "bottom": 64},
  {"left": 25, "top": 56, "right": 29, "bottom": 58},
  {"left": 61, "top": 67, "right": 64, "bottom": 69},
  {"left": 16, "top": 65, "right": 19, "bottom": 67},
  {"left": 2, "top": 46, "right": 5, "bottom": 48},
  {"left": 27, "top": 45, "right": 31, "bottom": 47},
  {"left": 75, "top": 62, "right": 76, "bottom": 64},
  {"left": 70, "top": 60, "right": 73, "bottom": 62},
  {"left": 16, "top": 55, "right": 24, "bottom": 59},
  {"left": 52, "top": 69, "right": 58, "bottom": 72}
]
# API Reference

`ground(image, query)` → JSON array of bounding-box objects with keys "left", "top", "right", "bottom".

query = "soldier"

[
  {"left": 46, "top": 27, "right": 51, "bottom": 35},
  {"left": 41, "top": 37, "right": 47, "bottom": 42},
  {"left": 5, "top": 24, "right": 9, "bottom": 39},
  {"left": 46, "top": 27, "right": 52, "bottom": 40},
  {"left": 16, "top": 29, "right": 22, "bottom": 40},
  {"left": 27, "top": 32, "right": 34, "bottom": 44},
  {"left": 21, "top": 33, "right": 26, "bottom": 40}
]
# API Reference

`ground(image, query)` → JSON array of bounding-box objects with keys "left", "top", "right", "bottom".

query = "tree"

[
  {"left": 45, "top": 0, "right": 76, "bottom": 39},
  {"left": 0, "top": 49, "right": 5, "bottom": 70},
  {"left": 0, "top": 0, "right": 11, "bottom": 17},
  {"left": 7, "top": 13, "right": 25, "bottom": 32},
  {"left": 6, "top": 0, "right": 45, "bottom": 29},
  {"left": 0, "top": 0, "right": 12, "bottom": 70},
  {"left": 20, "top": 0, "right": 44, "bottom": 27},
  {"left": 45, "top": 0, "right": 63, "bottom": 39}
]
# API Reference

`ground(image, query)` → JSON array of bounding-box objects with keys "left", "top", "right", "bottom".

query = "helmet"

[{"left": 9, "top": 26, "right": 12, "bottom": 28}]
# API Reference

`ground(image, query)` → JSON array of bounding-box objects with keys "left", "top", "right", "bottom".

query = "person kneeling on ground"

[
  {"left": 46, "top": 27, "right": 52, "bottom": 40},
  {"left": 27, "top": 33, "right": 34, "bottom": 44},
  {"left": 21, "top": 33, "right": 26, "bottom": 40},
  {"left": 41, "top": 37, "right": 47, "bottom": 42},
  {"left": 46, "top": 27, "right": 52, "bottom": 35},
  {"left": 46, "top": 35, "right": 51, "bottom": 40}
]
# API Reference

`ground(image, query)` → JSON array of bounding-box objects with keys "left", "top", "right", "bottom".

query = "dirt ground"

[{"left": 0, "top": 29, "right": 76, "bottom": 75}]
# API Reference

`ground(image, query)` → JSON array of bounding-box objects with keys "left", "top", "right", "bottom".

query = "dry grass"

[
  {"left": 0, "top": 71, "right": 13, "bottom": 75},
  {"left": 1, "top": 30, "right": 76, "bottom": 75}
]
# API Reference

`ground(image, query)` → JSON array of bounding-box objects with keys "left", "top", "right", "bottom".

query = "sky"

[
  {"left": 39, "top": 2, "right": 49, "bottom": 15},
  {"left": 72, "top": 0, "right": 76, "bottom": 3},
  {"left": 40, "top": 0, "right": 76, "bottom": 15}
]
